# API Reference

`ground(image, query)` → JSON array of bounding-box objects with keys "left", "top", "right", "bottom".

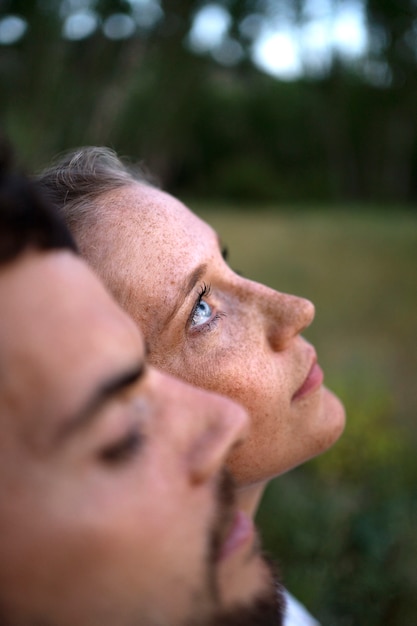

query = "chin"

[
  {"left": 316, "top": 386, "right": 346, "bottom": 452},
  {"left": 217, "top": 550, "right": 280, "bottom": 614},
  {"left": 226, "top": 387, "right": 346, "bottom": 488},
  {"left": 272, "top": 386, "right": 346, "bottom": 478}
]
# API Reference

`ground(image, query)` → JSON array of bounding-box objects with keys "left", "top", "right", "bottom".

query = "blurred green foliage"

[
  {"left": 1, "top": 0, "right": 417, "bottom": 204},
  {"left": 196, "top": 206, "right": 417, "bottom": 625}
]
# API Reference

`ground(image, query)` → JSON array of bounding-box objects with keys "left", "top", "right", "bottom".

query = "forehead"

[
  {"left": 0, "top": 250, "right": 140, "bottom": 436},
  {"left": 98, "top": 183, "right": 219, "bottom": 271}
]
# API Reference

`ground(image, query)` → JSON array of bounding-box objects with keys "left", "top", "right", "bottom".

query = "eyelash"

[
  {"left": 99, "top": 429, "right": 143, "bottom": 465},
  {"left": 197, "top": 282, "right": 211, "bottom": 301},
  {"left": 189, "top": 282, "right": 225, "bottom": 335}
]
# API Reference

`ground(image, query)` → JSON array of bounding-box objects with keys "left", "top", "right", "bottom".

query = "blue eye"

[{"left": 192, "top": 299, "right": 213, "bottom": 327}]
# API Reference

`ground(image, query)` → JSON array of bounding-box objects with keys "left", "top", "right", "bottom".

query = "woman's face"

[{"left": 85, "top": 183, "right": 345, "bottom": 487}]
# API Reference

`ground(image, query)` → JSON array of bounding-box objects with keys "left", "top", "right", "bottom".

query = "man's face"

[{"left": 0, "top": 250, "right": 282, "bottom": 626}]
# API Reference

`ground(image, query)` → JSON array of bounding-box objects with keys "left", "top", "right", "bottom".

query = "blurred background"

[{"left": 1, "top": 1, "right": 416, "bottom": 623}]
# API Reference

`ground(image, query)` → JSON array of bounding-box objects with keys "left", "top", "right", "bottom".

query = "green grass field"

[{"left": 193, "top": 205, "right": 417, "bottom": 625}]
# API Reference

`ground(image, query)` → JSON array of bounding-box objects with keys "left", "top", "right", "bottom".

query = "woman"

[{"left": 38, "top": 147, "right": 345, "bottom": 625}]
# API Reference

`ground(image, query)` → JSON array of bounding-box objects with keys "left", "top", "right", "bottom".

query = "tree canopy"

[{"left": 1, "top": 0, "right": 416, "bottom": 203}]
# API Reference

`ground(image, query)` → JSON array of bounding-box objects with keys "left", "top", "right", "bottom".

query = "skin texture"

[
  {"left": 75, "top": 183, "right": 345, "bottom": 501},
  {"left": 0, "top": 250, "right": 282, "bottom": 626}
]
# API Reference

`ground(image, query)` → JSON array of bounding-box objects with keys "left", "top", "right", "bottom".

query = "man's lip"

[
  {"left": 217, "top": 510, "right": 255, "bottom": 562},
  {"left": 292, "top": 360, "right": 324, "bottom": 401}
]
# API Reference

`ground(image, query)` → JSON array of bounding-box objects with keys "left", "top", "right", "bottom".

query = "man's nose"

[
  {"left": 186, "top": 387, "right": 249, "bottom": 485},
  {"left": 156, "top": 370, "right": 249, "bottom": 485}
]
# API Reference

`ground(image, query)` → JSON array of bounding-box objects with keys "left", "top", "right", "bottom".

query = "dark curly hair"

[{"left": 0, "top": 139, "right": 77, "bottom": 265}]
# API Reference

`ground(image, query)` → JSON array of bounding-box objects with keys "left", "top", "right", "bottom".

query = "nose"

[
  {"left": 153, "top": 369, "right": 249, "bottom": 485},
  {"left": 244, "top": 279, "right": 315, "bottom": 351},
  {"left": 186, "top": 388, "right": 249, "bottom": 485}
]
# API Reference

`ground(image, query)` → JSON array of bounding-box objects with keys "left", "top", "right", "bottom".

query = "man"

[{"left": 0, "top": 154, "right": 284, "bottom": 625}]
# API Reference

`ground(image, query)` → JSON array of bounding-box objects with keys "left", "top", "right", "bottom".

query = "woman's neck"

[{"left": 236, "top": 481, "right": 267, "bottom": 517}]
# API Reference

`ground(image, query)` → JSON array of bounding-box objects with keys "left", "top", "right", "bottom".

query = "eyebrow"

[{"left": 54, "top": 361, "right": 146, "bottom": 444}]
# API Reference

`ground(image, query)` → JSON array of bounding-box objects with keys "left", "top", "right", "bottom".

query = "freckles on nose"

[
  {"left": 264, "top": 293, "right": 315, "bottom": 349},
  {"left": 294, "top": 296, "right": 315, "bottom": 330}
]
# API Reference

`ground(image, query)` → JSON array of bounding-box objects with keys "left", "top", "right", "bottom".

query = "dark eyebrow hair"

[
  {"left": 164, "top": 263, "right": 208, "bottom": 326},
  {"left": 55, "top": 362, "right": 146, "bottom": 444}
]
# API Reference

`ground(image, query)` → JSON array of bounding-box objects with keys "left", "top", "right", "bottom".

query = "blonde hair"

[{"left": 37, "top": 146, "right": 156, "bottom": 238}]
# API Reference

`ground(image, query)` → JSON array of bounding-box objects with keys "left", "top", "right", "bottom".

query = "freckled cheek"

[
  {"left": 200, "top": 348, "right": 290, "bottom": 420},
  {"left": 160, "top": 320, "right": 294, "bottom": 414}
]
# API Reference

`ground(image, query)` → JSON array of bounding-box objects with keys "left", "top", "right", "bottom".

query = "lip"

[
  {"left": 292, "top": 359, "right": 324, "bottom": 401},
  {"left": 217, "top": 510, "right": 255, "bottom": 562}
]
